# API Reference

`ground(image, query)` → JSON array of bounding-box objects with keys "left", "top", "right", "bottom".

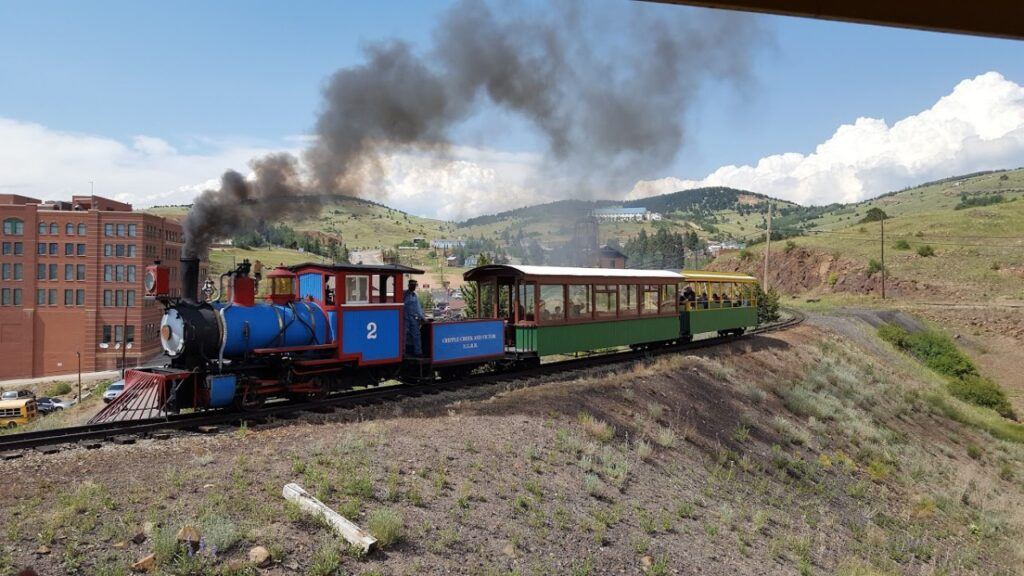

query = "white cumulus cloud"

[
  {"left": 628, "top": 72, "right": 1024, "bottom": 205},
  {"left": 0, "top": 117, "right": 542, "bottom": 220},
  {"left": 5, "top": 71, "right": 1021, "bottom": 222},
  {"left": 0, "top": 117, "right": 291, "bottom": 208}
]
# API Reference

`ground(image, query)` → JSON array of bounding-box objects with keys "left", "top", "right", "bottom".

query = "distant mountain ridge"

[{"left": 458, "top": 186, "right": 794, "bottom": 227}]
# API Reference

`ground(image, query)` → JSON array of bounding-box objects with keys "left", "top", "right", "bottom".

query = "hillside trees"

[{"left": 623, "top": 227, "right": 703, "bottom": 269}]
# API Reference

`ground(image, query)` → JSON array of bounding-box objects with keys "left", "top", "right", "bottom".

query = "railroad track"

[{"left": 0, "top": 309, "right": 804, "bottom": 457}]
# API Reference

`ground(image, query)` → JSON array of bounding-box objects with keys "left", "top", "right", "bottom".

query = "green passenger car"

[
  {"left": 679, "top": 270, "right": 759, "bottom": 337},
  {"left": 462, "top": 265, "right": 759, "bottom": 358}
]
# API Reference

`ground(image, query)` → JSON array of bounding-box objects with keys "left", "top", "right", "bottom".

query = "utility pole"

[
  {"left": 76, "top": 351, "right": 82, "bottom": 403},
  {"left": 880, "top": 216, "right": 886, "bottom": 300},
  {"left": 121, "top": 302, "right": 129, "bottom": 377},
  {"left": 763, "top": 202, "right": 772, "bottom": 290}
]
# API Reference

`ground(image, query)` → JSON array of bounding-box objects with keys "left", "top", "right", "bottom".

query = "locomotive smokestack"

[{"left": 180, "top": 257, "right": 200, "bottom": 302}]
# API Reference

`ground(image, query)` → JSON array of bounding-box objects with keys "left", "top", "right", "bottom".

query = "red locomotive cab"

[
  {"left": 144, "top": 262, "right": 170, "bottom": 298},
  {"left": 266, "top": 266, "right": 297, "bottom": 305}
]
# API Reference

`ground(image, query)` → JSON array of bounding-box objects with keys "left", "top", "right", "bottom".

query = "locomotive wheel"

[
  {"left": 306, "top": 377, "right": 330, "bottom": 401},
  {"left": 235, "top": 388, "right": 266, "bottom": 411}
]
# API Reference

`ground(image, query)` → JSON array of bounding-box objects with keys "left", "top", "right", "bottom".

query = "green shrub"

[
  {"left": 827, "top": 272, "right": 839, "bottom": 287},
  {"left": 756, "top": 284, "right": 780, "bottom": 324},
  {"left": 866, "top": 259, "right": 884, "bottom": 276},
  {"left": 877, "top": 324, "right": 910, "bottom": 349},
  {"left": 738, "top": 248, "right": 753, "bottom": 262},
  {"left": 893, "top": 239, "right": 911, "bottom": 250},
  {"left": 916, "top": 245, "right": 935, "bottom": 257},
  {"left": 46, "top": 382, "right": 73, "bottom": 396},
  {"left": 367, "top": 508, "right": 403, "bottom": 548},
  {"left": 783, "top": 240, "right": 796, "bottom": 254},
  {"left": 878, "top": 323, "right": 1015, "bottom": 419},
  {"left": 948, "top": 376, "right": 1016, "bottom": 419}
]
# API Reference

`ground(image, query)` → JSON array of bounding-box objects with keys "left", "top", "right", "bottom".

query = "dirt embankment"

[
  {"left": 712, "top": 247, "right": 931, "bottom": 298},
  {"left": 3, "top": 318, "right": 1024, "bottom": 575}
]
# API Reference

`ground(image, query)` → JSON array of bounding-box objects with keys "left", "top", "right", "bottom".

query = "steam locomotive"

[
  {"left": 94, "top": 256, "right": 758, "bottom": 423},
  {"left": 93, "top": 257, "right": 506, "bottom": 421}
]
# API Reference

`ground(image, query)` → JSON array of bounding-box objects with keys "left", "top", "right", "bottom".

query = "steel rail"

[{"left": 0, "top": 309, "right": 803, "bottom": 455}]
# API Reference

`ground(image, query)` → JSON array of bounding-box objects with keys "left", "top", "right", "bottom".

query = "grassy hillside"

[
  {"left": 716, "top": 168, "right": 1024, "bottom": 301},
  {"left": 147, "top": 196, "right": 455, "bottom": 275},
  {"left": 5, "top": 314, "right": 1024, "bottom": 574}
]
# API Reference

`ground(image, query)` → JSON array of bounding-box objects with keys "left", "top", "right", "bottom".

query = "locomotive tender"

[{"left": 94, "top": 258, "right": 758, "bottom": 422}]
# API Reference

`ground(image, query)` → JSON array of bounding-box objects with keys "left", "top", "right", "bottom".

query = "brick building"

[{"left": 0, "top": 194, "right": 193, "bottom": 380}]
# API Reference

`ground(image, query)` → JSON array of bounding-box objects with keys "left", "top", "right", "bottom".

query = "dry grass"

[{"left": 577, "top": 412, "right": 616, "bottom": 443}]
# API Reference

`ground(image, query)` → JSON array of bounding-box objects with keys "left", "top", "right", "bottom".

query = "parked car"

[
  {"left": 36, "top": 396, "right": 73, "bottom": 414},
  {"left": 102, "top": 380, "right": 125, "bottom": 403},
  {"left": 1, "top": 389, "right": 35, "bottom": 401}
]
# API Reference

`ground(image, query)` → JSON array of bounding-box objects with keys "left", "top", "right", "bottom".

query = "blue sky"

[{"left": 2, "top": 1, "right": 1024, "bottom": 216}]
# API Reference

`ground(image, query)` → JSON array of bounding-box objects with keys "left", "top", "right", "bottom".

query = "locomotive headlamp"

[{"left": 144, "top": 263, "right": 170, "bottom": 298}]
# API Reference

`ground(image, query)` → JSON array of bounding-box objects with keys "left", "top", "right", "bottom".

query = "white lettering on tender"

[{"left": 440, "top": 333, "right": 498, "bottom": 345}]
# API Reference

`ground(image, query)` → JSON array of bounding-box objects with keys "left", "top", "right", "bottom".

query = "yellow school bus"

[{"left": 0, "top": 398, "right": 38, "bottom": 428}]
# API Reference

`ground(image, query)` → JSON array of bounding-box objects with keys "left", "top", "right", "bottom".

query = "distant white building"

[
  {"left": 708, "top": 240, "right": 744, "bottom": 256},
  {"left": 431, "top": 239, "right": 465, "bottom": 249},
  {"left": 593, "top": 206, "right": 662, "bottom": 222}
]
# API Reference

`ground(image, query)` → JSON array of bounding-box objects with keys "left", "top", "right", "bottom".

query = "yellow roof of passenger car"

[
  {"left": 465, "top": 264, "right": 683, "bottom": 281},
  {"left": 681, "top": 270, "right": 758, "bottom": 283}
]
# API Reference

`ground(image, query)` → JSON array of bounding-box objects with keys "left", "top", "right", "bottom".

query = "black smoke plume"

[{"left": 183, "top": 1, "right": 766, "bottom": 257}]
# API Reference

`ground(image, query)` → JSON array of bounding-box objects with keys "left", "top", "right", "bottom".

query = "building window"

[
  {"left": 49, "top": 223, "right": 58, "bottom": 235},
  {"left": 127, "top": 245, "right": 136, "bottom": 257},
  {"left": 3, "top": 218, "right": 24, "bottom": 235},
  {"left": 65, "top": 264, "right": 74, "bottom": 280},
  {"left": 116, "top": 224, "right": 126, "bottom": 237},
  {"left": 38, "top": 222, "right": 47, "bottom": 235},
  {"left": 115, "top": 325, "right": 124, "bottom": 344},
  {"left": 77, "top": 243, "right": 86, "bottom": 256},
  {"left": 115, "top": 289, "right": 124, "bottom": 307},
  {"left": 37, "top": 243, "right": 46, "bottom": 255},
  {"left": 1, "top": 264, "right": 8, "bottom": 280},
  {"left": 126, "top": 290, "right": 135, "bottom": 306},
  {"left": 13, "top": 242, "right": 22, "bottom": 255},
  {"left": 76, "top": 289, "right": 85, "bottom": 306},
  {"left": 2, "top": 218, "right": 24, "bottom": 236},
  {"left": 77, "top": 264, "right": 86, "bottom": 280},
  {"left": 102, "top": 325, "right": 112, "bottom": 344},
  {"left": 1, "top": 242, "right": 9, "bottom": 255},
  {"left": 49, "top": 243, "right": 57, "bottom": 255},
  {"left": 104, "top": 265, "right": 112, "bottom": 282},
  {"left": 36, "top": 289, "right": 45, "bottom": 305},
  {"left": 66, "top": 223, "right": 74, "bottom": 235},
  {"left": 105, "top": 223, "right": 114, "bottom": 237},
  {"left": 128, "top": 224, "right": 137, "bottom": 237},
  {"left": 103, "top": 290, "right": 112, "bottom": 306},
  {"left": 48, "top": 264, "right": 57, "bottom": 280},
  {"left": 13, "top": 289, "right": 21, "bottom": 306},
  {"left": 127, "top": 265, "right": 136, "bottom": 282},
  {"left": 48, "top": 289, "right": 56, "bottom": 305},
  {"left": 13, "top": 263, "right": 22, "bottom": 280},
  {"left": 65, "top": 243, "right": 74, "bottom": 255},
  {"left": 1, "top": 288, "right": 10, "bottom": 306},
  {"left": 104, "top": 244, "right": 113, "bottom": 257},
  {"left": 115, "top": 265, "right": 125, "bottom": 282},
  {"left": 125, "top": 325, "right": 135, "bottom": 344},
  {"left": 64, "top": 289, "right": 73, "bottom": 306},
  {"left": 115, "top": 244, "right": 125, "bottom": 257},
  {"left": 78, "top": 223, "right": 86, "bottom": 235},
  {"left": 37, "top": 264, "right": 45, "bottom": 280}
]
